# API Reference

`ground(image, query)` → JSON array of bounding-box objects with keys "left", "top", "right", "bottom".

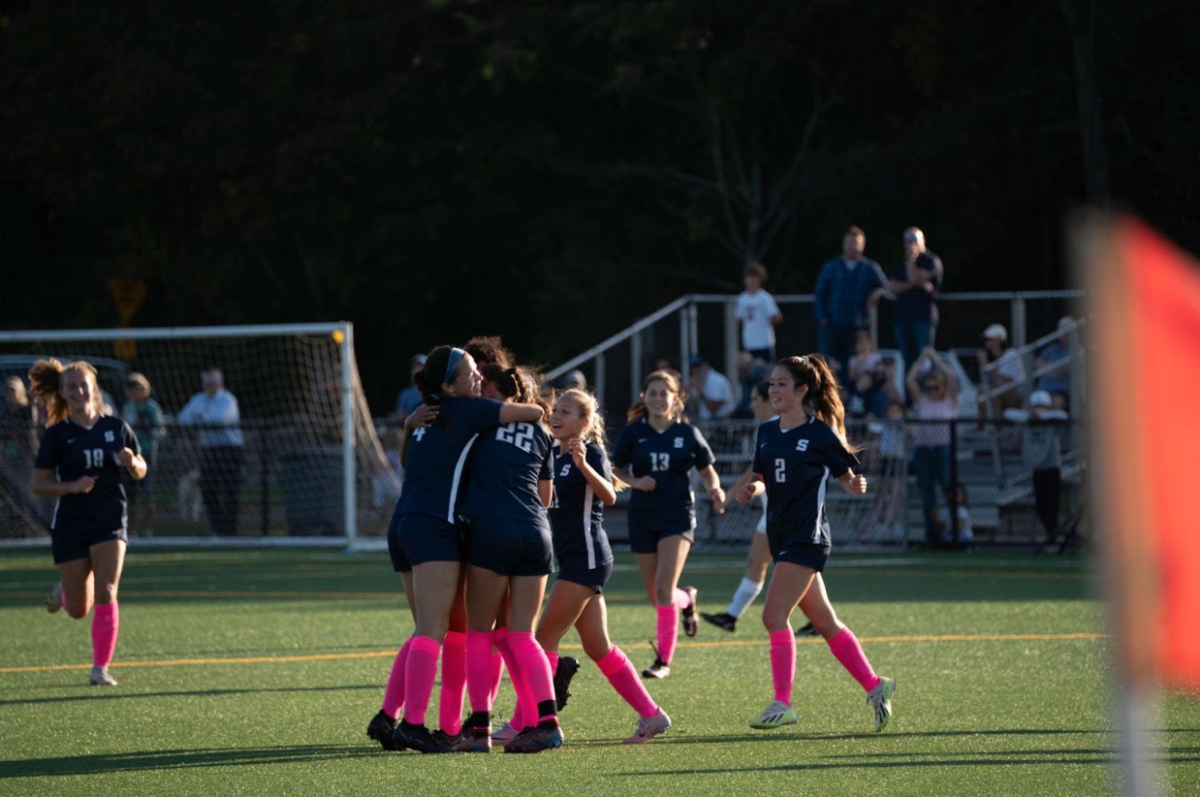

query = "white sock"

[{"left": 726, "top": 577, "right": 764, "bottom": 618}]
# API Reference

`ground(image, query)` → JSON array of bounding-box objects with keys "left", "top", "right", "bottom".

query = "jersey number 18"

[{"left": 83, "top": 448, "right": 106, "bottom": 468}]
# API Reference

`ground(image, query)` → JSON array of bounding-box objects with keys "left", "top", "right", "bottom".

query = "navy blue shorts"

[
  {"left": 387, "top": 513, "right": 464, "bottom": 572},
  {"left": 51, "top": 524, "right": 127, "bottom": 565},
  {"left": 555, "top": 555, "right": 614, "bottom": 594},
  {"left": 771, "top": 539, "right": 831, "bottom": 572},
  {"left": 627, "top": 509, "right": 695, "bottom": 554},
  {"left": 466, "top": 515, "right": 553, "bottom": 578}
]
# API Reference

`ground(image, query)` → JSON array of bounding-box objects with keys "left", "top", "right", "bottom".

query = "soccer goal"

[{"left": 0, "top": 323, "right": 395, "bottom": 551}]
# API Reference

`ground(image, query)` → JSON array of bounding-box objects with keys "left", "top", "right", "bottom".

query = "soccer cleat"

[
  {"left": 641, "top": 658, "right": 670, "bottom": 679},
  {"left": 700, "top": 611, "right": 737, "bottom": 633},
  {"left": 392, "top": 720, "right": 454, "bottom": 754},
  {"left": 453, "top": 728, "right": 492, "bottom": 753},
  {"left": 794, "top": 622, "right": 818, "bottom": 638},
  {"left": 749, "top": 700, "right": 798, "bottom": 729},
  {"left": 680, "top": 586, "right": 699, "bottom": 637},
  {"left": 491, "top": 721, "right": 520, "bottom": 743},
  {"left": 431, "top": 729, "right": 462, "bottom": 749},
  {"left": 89, "top": 666, "right": 118, "bottom": 687},
  {"left": 46, "top": 582, "right": 63, "bottom": 614},
  {"left": 867, "top": 677, "right": 897, "bottom": 732},
  {"left": 553, "top": 655, "right": 581, "bottom": 710},
  {"left": 366, "top": 710, "right": 401, "bottom": 751},
  {"left": 503, "top": 724, "right": 564, "bottom": 753},
  {"left": 623, "top": 708, "right": 672, "bottom": 744}
]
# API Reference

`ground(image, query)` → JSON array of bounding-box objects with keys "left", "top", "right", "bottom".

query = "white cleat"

[
  {"left": 623, "top": 708, "right": 672, "bottom": 744},
  {"left": 90, "top": 667, "right": 118, "bottom": 687}
]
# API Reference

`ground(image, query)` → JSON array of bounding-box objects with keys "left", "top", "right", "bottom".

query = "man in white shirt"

[
  {"left": 177, "top": 368, "right": 244, "bottom": 536},
  {"left": 688, "top": 356, "right": 737, "bottom": 420},
  {"left": 735, "top": 262, "right": 783, "bottom": 363}
]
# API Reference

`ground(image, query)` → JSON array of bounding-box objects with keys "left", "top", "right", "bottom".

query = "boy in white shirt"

[{"left": 735, "top": 262, "right": 783, "bottom": 363}]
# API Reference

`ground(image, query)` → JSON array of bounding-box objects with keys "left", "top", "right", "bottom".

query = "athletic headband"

[{"left": 444, "top": 348, "right": 466, "bottom": 385}]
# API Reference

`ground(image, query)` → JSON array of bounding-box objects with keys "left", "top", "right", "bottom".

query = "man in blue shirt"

[
  {"left": 887, "top": 227, "right": 944, "bottom": 374},
  {"left": 393, "top": 354, "right": 427, "bottom": 422},
  {"left": 814, "top": 226, "right": 886, "bottom": 380},
  {"left": 177, "top": 368, "right": 244, "bottom": 536}
]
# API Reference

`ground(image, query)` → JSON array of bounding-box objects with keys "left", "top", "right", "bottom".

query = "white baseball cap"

[
  {"left": 1029, "top": 390, "right": 1054, "bottom": 407},
  {"left": 982, "top": 323, "right": 1008, "bottom": 342}
]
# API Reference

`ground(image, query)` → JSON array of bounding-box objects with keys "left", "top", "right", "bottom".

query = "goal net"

[{"left": 0, "top": 323, "right": 394, "bottom": 550}]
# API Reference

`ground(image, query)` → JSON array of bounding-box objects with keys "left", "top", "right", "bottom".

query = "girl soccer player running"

[
  {"left": 611, "top": 370, "right": 725, "bottom": 679},
  {"left": 736, "top": 355, "right": 897, "bottom": 732},
  {"left": 534, "top": 389, "right": 672, "bottom": 743},
  {"left": 459, "top": 363, "right": 563, "bottom": 753},
  {"left": 381, "top": 346, "right": 544, "bottom": 754},
  {"left": 29, "top": 359, "right": 147, "bottom": 687}
]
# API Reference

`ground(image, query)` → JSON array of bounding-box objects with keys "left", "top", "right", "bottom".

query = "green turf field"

[{"left": 1, "top": 549, "right": 1196, "bottom": 797}]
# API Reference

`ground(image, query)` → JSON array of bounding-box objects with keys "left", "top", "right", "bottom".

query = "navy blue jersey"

[
  {"left": 610, "top": 419, "right": 715, "bottom": 514},
  {"left": 34, "top": 416, "right": 141, "bottom": 532},
  {"left": 549, "top": 441, "right": 614, "bottom": 569},
  {"left": 461, "top": 421, "right": 554, "bottom": 524},
  {"left": 752, "top": 416, "right": 859, "bottom": 546},
  {"left": 393, "top": 396, "right": 503, "bottom": 522}
]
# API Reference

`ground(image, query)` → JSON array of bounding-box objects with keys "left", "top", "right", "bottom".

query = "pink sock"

[
  {"left": 673, "top": 588, "right": 691, "bottom": 610},
  {"left": 465, "top": 630, "right": 495, "bottom": 715},
  {"left": 91, "top": 602, "right": 119, "bottom": 668},
  {"left": 507, "top": 631, "right": 556, "bottom": 722},
  {"left": 597, "top": 646, "right": 658, "bottom": 718},
  {"left": 439, "top": 630, "right": 467, "bottom": 735},
  {"left": 489, "top": 650, "right": 504, "bottom": 705},
  {"left": 381, "top": 637, "right": 413, "bottom": 718},
  {"left": 655, "top": 604, "right": 679, "bottom": 664},
  {"left": 402, "top": 636, "right": 441, "bottom": 726},
  {"left": 828, "top": 627, "right": 881, "bottom": 692},
  {"left": 769, "top": 628, "right": 796, "bottom": 704},
  {"left": 546, "top": 650, "right": 559, "bottom": 676},
  {"left": 495, "top": 629, "right": 530, "bottom": 729}
]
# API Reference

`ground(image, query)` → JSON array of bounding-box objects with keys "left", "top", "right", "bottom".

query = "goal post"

[{"left": 0, "top": 322, "right": 394, "bottom": 551}]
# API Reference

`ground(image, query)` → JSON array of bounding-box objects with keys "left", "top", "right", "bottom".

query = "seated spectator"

[
  {"left": 846, "top": 330, "right": 888, "bottom": 419},
  {"left": 1034, "top": 317, "right": 1073, "bottom": 411},
  {"left": 976, "top": 323, "right": 1026, "bottom": 419},
  {"left": 559, "top": 369, "right": 587, "bottom": 391},
  {"left": 687, "top": 355, "right": 737, "bottom": 420},
  {"left": 392, "top": 354, "right": 426, "bottom": 423},
  {"left": 906, "top": 347, "right": 959, "bottom": 547}
]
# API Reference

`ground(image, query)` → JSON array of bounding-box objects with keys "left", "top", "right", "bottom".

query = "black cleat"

[
  {"left": 366, "top": 710, "right": 400, "bottom": 751},
  {"left": 701, "top": 611, "right": 738, "bottom": 633},
  {"left": 392, "top": 720, "right": 455, "bottom": 754},
  {"left": 794, "top": 622, "right": 818, "bottom": 638},
  {"left": 432, "top": 729, "right": 463, "bottom": 749},
  {"left": 553, "top": 656, "right": 581, "bottom": 710}
]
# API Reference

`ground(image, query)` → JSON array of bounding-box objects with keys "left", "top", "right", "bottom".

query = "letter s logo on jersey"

[
  {"left": 105, "top": 431, "right": 115, "bottom": 443},
  {"left": 673, "top": 437, "right": 684, "bottom": 449},
  {"left": 795, "top": 439, "right": 809, "bottom": 452}
]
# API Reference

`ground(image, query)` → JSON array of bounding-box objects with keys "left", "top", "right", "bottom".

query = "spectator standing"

[
  {"left": 814, "top": 226, "right": 887, "bottom": 378},
  {"left": 887, "top": 227, "right": 944, "bottom": 373},
  {"left": 1034, "top": 317, "right": 1074, "bottom": 411},
  {"left": 735, "top": 262, "right": 782, "bottom": 364},
  {"left": 1, "top": 376, "right": 39, "bottom": 533},
  {"left": 1004, "top": 390, "right": 1068, "bottom": 545},
  {"left": 687, "top": 356, "right": 737, "bottom": 420},
  {"left": 977, "top": 324, "right": 1026, "bottom": 419},
  {"left": 177, "top": 368, "right": 244, "bottom": 537},
  {"left": 906, "top": 347, "right": 959, "bottom": 547},
  {"left": 120, "top": 373, "right": 165, "bottom": 535},
  {"left": 392, "top": 354, "right": 427, "bottom": 423}
]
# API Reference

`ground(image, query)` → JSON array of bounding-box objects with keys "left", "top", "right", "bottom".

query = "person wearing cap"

[
  {"left": 1003, "top": 391, "right": 1069, "bottom": 546},
  {"left": 687, "top": 356, "right": 737, "bottom": 420},
  {"left": 121, "top": 373, "right": 165, "bottom": 535},
  {"left": 976, "top": 323, "right": 1026, "bottom": 420},
  {"left": 814, "top": 226, "right": 887, "bottom": 379},
  {"left": 177, "top": 368, "right": 244, "bottom": 536},
  {"left": 392, "top": 354, "right": 427, "bottom": 423},
  {"left": 559, "top": 370, "right": 587, "bottom": 391},
  {"left": 886, "top": 227, "right": 944, "bottom": 373},
  {"left": 1034, "top": 317, "right": 1074, "bottom": 411}
]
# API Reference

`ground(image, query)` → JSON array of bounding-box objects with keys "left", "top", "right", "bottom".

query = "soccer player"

[
  {"left": 611, "top": 369, "right": 725, "bottom": 679},
  {"left": 531, "top": 389, "right": 673, "bottom": 743},
  {"left": 28, "top": 359, "right": 147, "bottom": 687},
  {"left": 380, "top": 346, "right": 544, "bottom": 754},
  {"left": 736, "top": 355, "right": 897, "bottom": 732},
  {"left": 459, "top": 363, "right": 563, "bottom": 753},
  {"left": 701, "top": 381, "right": 817, "bottom": 637}
]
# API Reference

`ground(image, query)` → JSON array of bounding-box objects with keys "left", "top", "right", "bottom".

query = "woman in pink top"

[{"left": 905, "top": 347, "right": 959, "bottom": 546}]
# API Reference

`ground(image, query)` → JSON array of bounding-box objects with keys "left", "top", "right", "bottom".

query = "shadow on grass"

[
  {"left": 637, "top": 728, "right": 1189, "bottom": 745},
  {"left": 0, "top": 684, "right": 379, "bottom": 707},
  {"left": 0, "top": 745, "right": 380, "bottom": 779}
]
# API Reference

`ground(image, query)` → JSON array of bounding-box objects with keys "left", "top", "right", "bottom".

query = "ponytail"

[
  {"left": 28, "top": 358, "right": 101, "bottom": 426},
  {"left": 627, "top": 370, "right": 687, "bottom": 423},
  {"left": 776, "top": 354, "right": 857, "bottom": 451},
  {"left": 481, "top": 363, "right": 552, "bottom": 417},
  {"left": 558, "top": 388, "right": 608, "bottom": 449}
]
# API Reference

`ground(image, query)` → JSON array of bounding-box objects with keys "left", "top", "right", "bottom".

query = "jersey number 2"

[
  {"left": 774, "top": 458, "right": 786, "bottom": 483},
  {"left": 650, "top": 452, "right": 670, "bottom": 472}
]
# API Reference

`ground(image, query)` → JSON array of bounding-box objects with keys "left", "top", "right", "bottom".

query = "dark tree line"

[{"left": 0, "top": 0, "right": 1188, "bottom": 411}]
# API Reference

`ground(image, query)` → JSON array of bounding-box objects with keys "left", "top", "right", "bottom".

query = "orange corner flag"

[{"left": 1088, "top": 215, "right": 1200, "bottom": 692}]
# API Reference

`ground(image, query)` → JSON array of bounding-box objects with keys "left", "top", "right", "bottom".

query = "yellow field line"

[{"left": 0, "top": 632, "right": 1106, "bottom": 674}]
